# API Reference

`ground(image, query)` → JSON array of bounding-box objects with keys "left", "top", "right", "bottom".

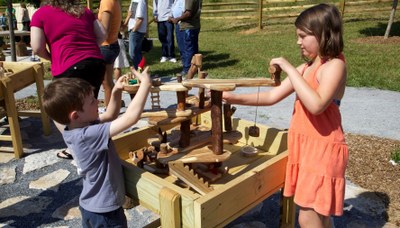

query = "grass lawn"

[{"left": 144, "top": 17, "right": 400, "bottom": 92}]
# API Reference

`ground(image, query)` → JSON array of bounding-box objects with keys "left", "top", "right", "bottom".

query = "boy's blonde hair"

[
  {"left": 43, "top": 78, "right": 94, "bottom": 125},
  {"left": 295, "top": 3, "right": 344, "bottom": 59}
]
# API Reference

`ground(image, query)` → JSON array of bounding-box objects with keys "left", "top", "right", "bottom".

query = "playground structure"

[{"left": 114, "top": 55, "right": 294, "bottom": 227}]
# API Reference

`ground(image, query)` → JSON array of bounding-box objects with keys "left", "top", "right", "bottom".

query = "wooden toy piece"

[
  {"left": 211, "top": 90, "right": 223, "bottom": 155},
  {"left": 186, "top": 54, "right": 203, "bottom": 80},
  {"left": 223, "top": 104, "right": 236, "bottom": 132},
  {"left": 268, "top": 64, "right": 282, "bottom": 86},
  {"left": 168, "top": 161, "right": 213, "bottom": 195},
  {"left": 198, "top": 71, "right": 208, "bottom": 109},
  {"left": 141, "top": 109, "right": 193, "bottom": 118},
  {"left": 249, "top": 125, "right": 260, "bottom": 137}
]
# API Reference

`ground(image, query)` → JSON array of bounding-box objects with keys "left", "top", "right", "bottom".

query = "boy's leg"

[{"left": 80, "top": 206, "right": 127, "bottom": 228}]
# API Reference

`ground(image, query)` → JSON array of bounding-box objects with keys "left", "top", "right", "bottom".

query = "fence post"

[
  {"left": 258, "top": 0, "right": 263, "bottom": 29},
  {"left": 339, "top": 0, "right": 346, "bottom": 17}
]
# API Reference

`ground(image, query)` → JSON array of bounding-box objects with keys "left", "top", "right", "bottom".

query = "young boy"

[{"left": 43, "top": 67, "right": 151, "bottom": 227}]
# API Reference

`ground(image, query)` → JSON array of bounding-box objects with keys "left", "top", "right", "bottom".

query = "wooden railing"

[{"left": 201, "top": 0, "right": 394, "bottom": 28}]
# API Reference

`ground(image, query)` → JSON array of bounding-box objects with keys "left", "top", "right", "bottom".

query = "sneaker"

[
  {"left": 169, "top": 58, "right": 177, "bottom": 63},
  {"left": 160, "top": 56, "right": 168, "bottom": 63}
]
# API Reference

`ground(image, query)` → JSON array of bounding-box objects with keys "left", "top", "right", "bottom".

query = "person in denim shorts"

[{"left": 98, "top": 0, "right": 122, "bottom": 107}]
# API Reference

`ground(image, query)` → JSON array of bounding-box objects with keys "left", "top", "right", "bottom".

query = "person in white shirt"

[{"left": 123, "top": 0, "right": 148, "bottom": 70}]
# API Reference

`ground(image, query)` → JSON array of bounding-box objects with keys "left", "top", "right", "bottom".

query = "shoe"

[
  {"left": 160, "top": 56, "right": 168, "bottom": 63},
  {"left": 57, "top": 150, "right": 73, "bottom": 159},
  {"left": 169, "top": 58, "right": 177, "bottom": 63}
]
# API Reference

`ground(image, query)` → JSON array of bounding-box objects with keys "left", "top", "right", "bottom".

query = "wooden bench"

[{"left": 0, "top": 61, "right": 51, "bottom": 158}]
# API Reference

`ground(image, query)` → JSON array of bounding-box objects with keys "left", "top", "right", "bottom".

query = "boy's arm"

[
  {"left": 109, "top": 67, "right": 151, "bottom": 137},
  {"left": 99, "top": 76, "right": 125, "bottom": 123}
]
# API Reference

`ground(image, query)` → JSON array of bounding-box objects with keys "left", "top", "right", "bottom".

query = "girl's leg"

[{"left": 298, "top": 207, "right": 332, "bottom": 228}]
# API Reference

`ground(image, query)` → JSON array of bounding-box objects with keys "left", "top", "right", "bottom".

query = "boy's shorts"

[
  {"left": 100, "top": 41, "right": 120, "bottom": 64},
  {"left": 80, "top": 206, "right": 127, "bottom": 228}
]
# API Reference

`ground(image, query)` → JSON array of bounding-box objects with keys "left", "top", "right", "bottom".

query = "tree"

[{"left": 384, "top": 0, "right": 398, "bottom": 39}]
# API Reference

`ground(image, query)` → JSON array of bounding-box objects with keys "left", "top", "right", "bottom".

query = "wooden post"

[
  {"left": 177, "top": 91, "right": 190, "bottom": 148},
  {"left": 211, "top": 90, "right": 223, "bottom": 155},
  {"left": 258, "top": 0, "right": 263, "bottom": 29},
  {"left": 223, "top": 104, "right": 233, "bottom": 132},
  {"left": 198, "top": 71, "right": 207, "bottom": 109},
  {"left": 159, "top": 187, "right": 181, "bottom": 228},
  {"left": 339, "top": 0, "right": 346, "bottom": 17},
  {"left": 33, "top": 64, "right": 51, "bottom": 136},
  {"left": 1, "top": 77, "right": 23, "bottom": 158},
  {"left": 280, "top": 192, "right": 295, "bottom": 228}
]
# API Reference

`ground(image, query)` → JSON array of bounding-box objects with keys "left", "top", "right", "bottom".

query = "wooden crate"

[
  {"left": 113, "top": 112, "right": 295, "bottom": 228},
  {"left": 0, "top": 61, "right": 51, "bottom": 158}
]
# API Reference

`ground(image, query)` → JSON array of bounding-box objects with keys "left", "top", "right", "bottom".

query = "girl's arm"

[
  {"left": 109, "top": 67, "right": 152, "bottom": 137},
  {"left": 271, "top": 57, "right": 346, "bottom": 115},
  {"left": 30, "top": 27, "right": 51, "bottom": 60},
  {"left": 222, "top": 64, "right": 304, "bottom": 106}
]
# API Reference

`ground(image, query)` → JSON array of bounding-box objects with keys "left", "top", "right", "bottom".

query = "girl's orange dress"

[{"left": 283, "top": 58, "right": 349, "bottom": 216}]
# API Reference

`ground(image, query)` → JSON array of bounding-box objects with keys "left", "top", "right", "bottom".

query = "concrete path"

[{"left": 1, "top": 65, "right": 399, "bottom": 227}]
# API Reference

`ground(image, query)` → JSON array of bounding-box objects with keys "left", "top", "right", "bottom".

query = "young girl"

[{"left": 223, "top": 4, "right": 348, "bottom": 227}]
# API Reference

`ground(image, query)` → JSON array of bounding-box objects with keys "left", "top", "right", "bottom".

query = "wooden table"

[
  {"left": 0, "top": 61, "right": 51, "bottom": 158},
  {"left": 0, "top": 30, "right": 31, "bottom": 57}
]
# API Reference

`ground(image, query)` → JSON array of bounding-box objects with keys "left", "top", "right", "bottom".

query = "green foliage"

[{"left": 391, "top": 148, "right": 400, "bottom": 164}]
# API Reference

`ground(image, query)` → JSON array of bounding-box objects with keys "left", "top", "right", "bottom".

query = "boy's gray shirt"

[{"left": 63, "top": 121, "right": 125, "bottom": 213}]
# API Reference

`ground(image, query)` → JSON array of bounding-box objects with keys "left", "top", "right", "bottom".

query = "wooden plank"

[
  {"left": 182, "top": 78, "right": 277, "bottom": 90},
  {"left": 193, "top": 152, "right": 288, "bottom": 228},
  {"left": 122, "top": 160, "right": 200, "bottom": 227},
  {"left": 141, "top": 109, "right": 193, "bottom": 118},
  {"left": 159, "top": 187, "right": 181, "bottom": 228}
]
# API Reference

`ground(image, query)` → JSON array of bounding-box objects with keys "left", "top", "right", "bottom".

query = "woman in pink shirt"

[{"left": 31, "top": 0, "right": 107, "bottom": 159}]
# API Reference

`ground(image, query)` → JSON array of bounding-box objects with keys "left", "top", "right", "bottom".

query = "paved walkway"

[{"left": 0, "top": 58, "right": 399, "bottom": 227}]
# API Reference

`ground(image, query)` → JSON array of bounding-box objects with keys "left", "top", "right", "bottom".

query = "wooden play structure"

[
  {"left": 0, "top": 62, "right": 51, "bottom": 158},
  {"left": 114, "top": 56, "right": 294, "bottom": 227}
]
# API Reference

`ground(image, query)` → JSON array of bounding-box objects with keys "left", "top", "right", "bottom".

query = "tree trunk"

[{"left": 384, "top": 0, "right": 398, "bottom": 39}]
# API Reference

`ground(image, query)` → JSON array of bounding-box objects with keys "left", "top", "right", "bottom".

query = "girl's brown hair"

[
  {"left": 42, "top": 0, "right": 85, "bottom": 17},
  {"left": 295, "top": 3, "right": 344, "bottom": 59}
]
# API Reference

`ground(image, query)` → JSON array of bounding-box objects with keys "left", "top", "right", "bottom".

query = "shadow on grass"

[
  {"left": 359, "top": 21, "right": 400, "bottom": 37},
  {"left": 149, "top": 50, "right": 240, "bottom": 78}
]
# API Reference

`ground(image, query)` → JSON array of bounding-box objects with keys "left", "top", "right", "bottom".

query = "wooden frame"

[
  {"left": 0, "top": 62, "right": 51, "bottom": 158},
  {"left": 113, "top": 112, "right": 295, "bottom": 227}
]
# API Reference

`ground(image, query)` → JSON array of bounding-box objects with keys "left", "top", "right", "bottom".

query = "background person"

[
  {"left": 153, "top": 0, "right": 176, "bottom": 63},
  {"left": 30, "top": 0, "right": 106, "bottom": 159},
  {"left": 98, "top": 0, "right": 122, "bottom": 107},
  {"left": 123, "top": 0, "right": 147, "bottom": 70},
  {"left": 169, "top": 0, "right": 201, "bottom": 76}
]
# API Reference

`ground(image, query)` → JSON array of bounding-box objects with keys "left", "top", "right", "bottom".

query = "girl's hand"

[
  {"left": 269, "top": 57, "right": 293, "bottom": 73},
  {"left": 222, "top": 91, "right": 234, "bottom": 104}
]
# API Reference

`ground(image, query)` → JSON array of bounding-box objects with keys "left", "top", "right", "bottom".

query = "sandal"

[{"left": 57, "top": 150, "right": 73, "bottom": 159}]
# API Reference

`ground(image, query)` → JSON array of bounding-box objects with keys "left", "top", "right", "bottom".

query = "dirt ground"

[{"left": 346, "top": 134, "right": 400, "bottom": 226}]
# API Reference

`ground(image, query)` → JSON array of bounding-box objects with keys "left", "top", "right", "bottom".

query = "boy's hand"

[
  {"left": 132, "top": 66, "right": 151, "bottom": 85},
  {"left": 114, "top": 76, "right": 126, "bottom": 91}
]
